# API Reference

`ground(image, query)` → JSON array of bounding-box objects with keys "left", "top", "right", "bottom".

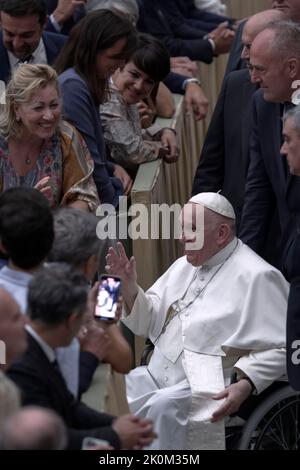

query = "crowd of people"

[{"left": 0, "top": 0, "right": 300, "bottom": 452}]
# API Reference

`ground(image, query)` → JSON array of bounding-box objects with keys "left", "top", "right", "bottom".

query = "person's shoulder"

[
  {"left": 227, "top": 68, "right": 252, "bottom": 85},
  {"left": 42, "top": 31, "right": 67, "bottom": 47},
  {"left": 58, "top": 68, "right": 84, "bottom": 85},
  {"left": 237, "top": 241, "right": 288, "bottom": 279},
  {"left": 58, "top": 70, "right": 91, "bottom": 98}
]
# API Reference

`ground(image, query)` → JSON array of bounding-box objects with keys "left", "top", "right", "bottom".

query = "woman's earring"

[{"left": 16, "top": 116, "right": 21, "bottom": 123}]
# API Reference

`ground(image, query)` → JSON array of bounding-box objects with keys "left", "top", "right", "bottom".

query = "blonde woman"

[{"left": 0, "top": 64, "right": 99, "bottom": 211}]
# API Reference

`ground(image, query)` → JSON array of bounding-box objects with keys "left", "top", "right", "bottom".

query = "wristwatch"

[{"left": 183, "top": 78, "right": 202, "bottom": 91}]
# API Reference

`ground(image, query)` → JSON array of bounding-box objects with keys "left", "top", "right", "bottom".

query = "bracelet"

[
  {"left": 182, "top": 78, "right": 202, "bottom": 91},
  {"left": 163, "top": 127, "right": 177, "bottom": 136}
]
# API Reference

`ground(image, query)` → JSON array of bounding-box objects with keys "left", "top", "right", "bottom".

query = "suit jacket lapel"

[
  {"left": 0, "top": 33, "right": 12, "bottom": 84},
  {"left": 241, "top": 76, "right": 257, "bottom": 173}
]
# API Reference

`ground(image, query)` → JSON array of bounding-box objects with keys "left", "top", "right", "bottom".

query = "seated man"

[
  {"left": 7, "top": 263, "right": 155, "bottom": 450},
  {"left": 105, "top": 192, "right": 289, "bottom": 450}
]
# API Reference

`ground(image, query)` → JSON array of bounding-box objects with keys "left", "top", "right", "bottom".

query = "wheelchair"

[
  {"left": 227, "top": 382, "right": 300, "bottom": 449},
  {"left": 141, "top": 341, "right": 300, "bottom": 450}
]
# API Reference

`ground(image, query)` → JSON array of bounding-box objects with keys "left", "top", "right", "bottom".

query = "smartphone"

[
  {"left": 81, "top": 436, "right": 110, "bottom": 449},
  {"left": 94, "top": 275, "right": 121, "bottom": 321}
]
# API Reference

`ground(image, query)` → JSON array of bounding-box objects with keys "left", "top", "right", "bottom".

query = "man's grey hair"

[
  {"left": 264, "top": 20, "right": 300, "bottom": 59},
  {"left": 48, "top": 208, "right": 101, "bottom": 268},
  {"left": 0, "top": 407, "right": 67, "bottom": 450},
  {"left": 283, "top": 104, "right": 300, "bottom": 137}
]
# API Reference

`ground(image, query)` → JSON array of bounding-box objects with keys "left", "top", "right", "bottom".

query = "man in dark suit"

[
  {"left": 279, "top": 106, "right": 300, "bottom": 391},
  {"left": 224, "top": 1, "right": 300, "bottom": 78},
  {"left": 137, "top": 0, "right": 233, "bottom": 63},
  {"left": 192, "top": 9, "right": 283, "bottom": 227},
  {"left": 0, "top": 0, "right": 66, "bottom": 84},
  {"left": 239, "top": 21, "right": 300, "bottom": 268},
  {"left": 7, "top": 264, "right": 156, "bottom": 450}
]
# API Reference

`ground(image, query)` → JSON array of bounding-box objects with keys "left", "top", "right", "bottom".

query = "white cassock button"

[
  {"left": 200, "top": 276, "right": 205, "bottom": 282},
  {"left": 164, "top": 364, "right": 168, "bottom": 370},
  {"left": 165, "top": 377, "right": 168, "bottom": 382}
]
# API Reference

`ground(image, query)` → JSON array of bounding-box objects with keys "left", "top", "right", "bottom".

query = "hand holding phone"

[{"left": 94, "top": 275, "right": 122, "bottom": 321}]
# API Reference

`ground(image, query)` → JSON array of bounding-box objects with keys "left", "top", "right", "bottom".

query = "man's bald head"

[
  {"left": 0, "top": 407, "right": 67, "bottom": 450},
  {"left": 241, "top": 9, "right": 285, "bottom": 61},
  {"left": 0, "top": 288, "right": 27, "bottom": 370}
]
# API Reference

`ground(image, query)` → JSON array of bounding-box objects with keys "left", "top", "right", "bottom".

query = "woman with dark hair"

[
  {"left": 100, "top": 33, "right": 179, "bottom": 171},
  {"left": 55, "top": 10, "right": 137, "bottom": 206}
]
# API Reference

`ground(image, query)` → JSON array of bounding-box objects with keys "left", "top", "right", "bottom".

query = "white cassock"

[{"left": 122, "top": 238, "right": 289, "bottom": 450}]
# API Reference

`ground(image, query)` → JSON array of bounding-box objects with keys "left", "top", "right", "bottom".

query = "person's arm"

[
  {"left": 239, "top": 95, "right": 276, "bottom": 254},
  {"left": 101, "top": 324, "right": 133, "bottom": 374},
  {"left": 100, "top": 96, "right": 163, "bottom": 166},
  {"left": 137, "top": 0, "right": 214, "bottom": 63},
  {"left": 46, "top": 0, "right": 86, "bottom": 34},
  {"left": 154, "top": 82, "right": 175, "bottom": 119},
  {"left": 159, "top": 0, "right": 207, "bottom": 38},
  {"left": 192, "top": 73, "right": 228, "bottom": 195}
]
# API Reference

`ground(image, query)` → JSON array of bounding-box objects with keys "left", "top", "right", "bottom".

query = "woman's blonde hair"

[{"left": 0, "top": 64, "right": 60, "bottom": 140}]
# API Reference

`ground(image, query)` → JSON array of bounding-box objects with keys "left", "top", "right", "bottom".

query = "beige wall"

[{"left": 226, "top": 0, "right": 270, "bottom": 18}]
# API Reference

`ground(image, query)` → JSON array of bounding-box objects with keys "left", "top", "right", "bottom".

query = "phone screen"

[{"left": 94, "top": 275, "right": 121, "bottom": 320}]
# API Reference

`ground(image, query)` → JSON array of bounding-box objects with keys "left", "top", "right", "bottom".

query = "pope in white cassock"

[{"left": 105, "top": 193, "right": 289, "bottom": 450}]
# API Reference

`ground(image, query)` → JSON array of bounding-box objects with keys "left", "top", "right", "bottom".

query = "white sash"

[{"left": 183, "top": 350, "right": 226, "bottom": 450}]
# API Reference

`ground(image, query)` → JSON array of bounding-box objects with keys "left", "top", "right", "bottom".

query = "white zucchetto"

[{"left": 189, "top": 192, "right": 236, "bottom": 220}]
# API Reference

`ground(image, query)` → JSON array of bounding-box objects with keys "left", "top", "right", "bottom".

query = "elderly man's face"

[
  {"left": 0, "top": 289, "right": 27, "bottom": 370},
  {"left": 0, "top": 12, "right": 44, "bottom": 60},
  {"left": 281, "top": 116, "right": 300, "bottom": 174},
  {"left": 249, "top": 29, "right": 296, "bottom": 102},
  {"left": 179, "top": 203, "right": 220, "bottom": 267},
  {"left": 271, "top": 1, "right": 300, "bottom": 22}
]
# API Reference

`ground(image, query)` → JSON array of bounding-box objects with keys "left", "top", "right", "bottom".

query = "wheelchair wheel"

[{"left": 238, "top": 385, "right": 300, "bottom": 449}]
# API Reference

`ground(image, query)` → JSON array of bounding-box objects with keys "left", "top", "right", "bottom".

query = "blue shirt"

[{"left": 0, "top": 266, "right": 80, "bottom": 397}]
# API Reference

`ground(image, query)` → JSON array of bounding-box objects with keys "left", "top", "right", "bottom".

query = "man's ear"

[
  {"left": 82, "top": 254, "right": 98, "bottom": 283},
  {"left": 65, "top": 312, "right": 78, "bottom": 330},
  {"left": 287, "top": 57, "right": 300, "bottom": 79},
  {"left": 217, "top": 223, "right": 231, "bottom": 244}
]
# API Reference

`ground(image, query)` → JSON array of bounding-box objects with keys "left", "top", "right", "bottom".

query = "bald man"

[
  {"left": 239, "top": 20, "right": 300, "bottom": 268},
  {"left": 192, "top": 9, "right": 284, "bottom": 228},
  {"left": 106, "top": 192, "right": 288, "bottom": 450}
]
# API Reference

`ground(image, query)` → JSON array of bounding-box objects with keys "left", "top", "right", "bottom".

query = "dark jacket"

[
  {"left": 239, "top": 90, "right": 295, "bottom": 267},
  {"left": 7, "top": 333, "right": 120, "bottom": 450},
  {"left": 192, "top": 68, "right": 257, "bottom": 227},
  {"left": 137, "top": 0, "right": 214, "bottom": 63},
  {"left": 0, "top": 31, "right": 66, "bottom": 84}
]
